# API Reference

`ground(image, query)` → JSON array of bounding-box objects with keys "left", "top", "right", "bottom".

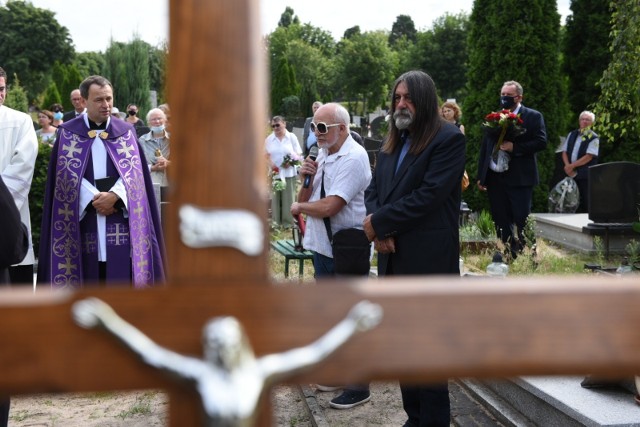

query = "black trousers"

[
  {"left": 0, "top": 397, "right": 9, "bottom": 427},
  {"left": 400, "top": 383, "right": 450, "bottom": 427}
]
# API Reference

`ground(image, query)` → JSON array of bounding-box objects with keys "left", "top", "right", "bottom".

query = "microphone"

[{"left": 303, "top": 145, "right": 319, "bottom": 188}]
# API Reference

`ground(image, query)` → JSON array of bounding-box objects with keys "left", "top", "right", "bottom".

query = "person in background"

[
  {"left": 0, "top": 66, "right": 38, "bottom": 287},
  {"left": 139, "top": 108, "right": 170, "bottom": 188},
  {"left": 62, "top": 89, "right": 86, "bottom": 122},
  {"left": 125, "top": 103, "right": 146, "bottom": 128},
  {"left": 364, "top": 70, "right": 466, "bottom": 427},
  {"left": 35, "top": 110, "right": 57, "bottom": 145},
  {"left": 476, "top": 80, "right": 547, "bottom": 259},
  {"left": 265, "top": 115, "right": 302, "bottom": 228},
  {"left": 111, "top": 107, "right": 125, "bottom": 120},
  {"left": 38, "top": 75, "right": 165, "bottom": 289},
  {"left": 291, "top": 102, "right": 373, "bottom": 410},
  {"left": 303, "top": 101, "right": 323, "bottom": 156},
  {"left": 441, "top": 101, "right": 465, "bottom": 134},
  {"left": 560, "top": 110, "right": 599, "bottom": 213},
  {"left": 0, "top": 175, "right": 30, "bottom": 426},
  {"left": 50, "top": 103, "right": 64, "bottom": 126}
]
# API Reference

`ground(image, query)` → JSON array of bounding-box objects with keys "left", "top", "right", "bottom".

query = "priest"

[{"left": 38, "top": 76, "right": 166, "bottom": 289}]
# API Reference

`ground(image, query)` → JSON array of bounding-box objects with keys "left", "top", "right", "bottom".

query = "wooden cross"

[{"left": 2, "top": 0, "right": 640, "bottom": 426}]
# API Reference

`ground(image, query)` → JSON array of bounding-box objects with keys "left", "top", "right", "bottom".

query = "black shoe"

[{"left": 329, "top": 390, "right": 371, "bottom": 409}]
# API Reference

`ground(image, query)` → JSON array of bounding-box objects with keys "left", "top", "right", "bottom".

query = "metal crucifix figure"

[{"left": 72, "top": 298, "right": 383, "bottom": 427}]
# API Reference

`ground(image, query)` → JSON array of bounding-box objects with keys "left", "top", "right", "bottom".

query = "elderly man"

[
  {"left": 291, "top": 102, "right": 372, "bottom": 409},
  {"left": 38, "top": 75, "right": 165, "bottom": 289},
  {"left": 62, "top": 88, "right": 86, "bottom": 122},
  {"left": 560, "top": 111, "right": 599, "bottom": 213}
]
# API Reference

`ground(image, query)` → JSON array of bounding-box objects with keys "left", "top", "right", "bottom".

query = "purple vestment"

[{"left": 37, "top": 116, "right": 166, "bottom": 289}]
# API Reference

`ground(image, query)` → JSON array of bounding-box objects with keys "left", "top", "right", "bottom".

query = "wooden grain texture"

[
  {"left": 3, "top": 277, "right": 640, "bottom": 395},
  {"left": 165, "top": 0, "right": 268, "bottom": 285}
]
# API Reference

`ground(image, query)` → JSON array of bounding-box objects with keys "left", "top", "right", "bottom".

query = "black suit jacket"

[
  {"left": 0, "top": 177, "right": 28, "bottom": 283},
  {"left": 477, "top": 105, "right": 547, "bottom": 187},
  {"left": 62, "top": 110, "right": 81, "bottom": 122},
  {"left": 365, "top": 122, "right": 465, "bottom": 275}
]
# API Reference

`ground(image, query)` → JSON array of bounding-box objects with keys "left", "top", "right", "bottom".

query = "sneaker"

[
  {"left": 329, "top": 390, "right": 371, "bottom": 409},
  {"left": 315, "top": 384, "right": 342, "bottom": 392}
]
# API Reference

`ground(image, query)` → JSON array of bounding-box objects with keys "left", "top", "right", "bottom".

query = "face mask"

[
  {"left": 150, "top": 125, "right": 165, "bottom": 133},
  {"left": 53, "top": 112, "right": 63, "bottom": 121},
  {"left": 128, "top": 110, "right": 137, "bottom": 116},
  {"left": 500, "top": 95, "right": 517, "bottom": 109}
]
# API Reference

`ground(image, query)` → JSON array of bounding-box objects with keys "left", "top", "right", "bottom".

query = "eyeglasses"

[
  {"left": 310, "top": 122, "right": 340, "bottom": 134},
  {"left": 271, "top": 123, "right": 281, "bottom": 129}
]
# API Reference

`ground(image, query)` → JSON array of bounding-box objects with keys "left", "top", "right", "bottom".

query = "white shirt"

[
  {"left": 0, "top": 105, "right": 38, "bottom": 265},
  {"left": 302, "top": 136, "right": 372, "bottom": 258},
  {"left": 265, "top": 130, "right": 302, "bottom": 179},
  {"left": 79, "top": 116, "right": 128, "bottom": 261},
  {"left": 560, "top": 132, "right": 599, "bottom": 163}
]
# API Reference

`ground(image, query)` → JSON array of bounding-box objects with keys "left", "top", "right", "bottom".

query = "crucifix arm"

[
  {"left": 258, "top": 300, "right": 383, "bottom": 384},
  {"left": 72, "top": 298, "right": 199, "bottom": 378}
]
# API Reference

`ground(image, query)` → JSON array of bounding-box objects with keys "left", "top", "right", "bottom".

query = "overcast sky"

[{"left": 25, "top": 1, "right": 572, "bottom": 53}]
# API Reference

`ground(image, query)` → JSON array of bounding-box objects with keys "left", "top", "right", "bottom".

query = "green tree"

[
  {"left": 415, "top": 13, "right": 469, "bottom": 101},
  {"left": 125, "top": 37, "right": 151, "bottom": 115},
  {"left": 75, "top": 52, "right": 106, "bottom": 78},
  {"left": 103, "top": 41, "right": 127, "bottom": 103},
  {"left": 267, "top": 19, "right": 336, "bottom": 117},
  {"left": 335, "top": 31, "right": 397, "bottom": 115},
  {"left": 270, "top": 56, "right": 298, "bottom": 115},
  {"left": 0, "top": 0, "right": 74, "bottom": 102},
  {"left": 148, "top": 41, "right": 168, "bottom": 103},
  {"left": 563, "top": 0, "right": 612, "bottom": 124},
  {"left": 61, "top": 64, "right": 83, "bottom": 108},
  {"left": 464, "top": 0, "right": 565, "bottom": 214},
  {"left": 41, "top": 82, "right": 62, "bottom": 111},
  {"left": 389, "top": 15, "right": 418, "bottom": 46},
  {"left": 103, "top": 39, "right": 151, "bottom": 113},
  {"left": 3, "top": 74, "right": 29, "bottom": 113},
  {"left": 277, "top": 6, "right": 299, "bottom": 28},
  {"left": 592, "top": 0, "right": 640, "bottom": 162},
  {"left": 344, "top": 26, "right": 361, "bottom": 40}
]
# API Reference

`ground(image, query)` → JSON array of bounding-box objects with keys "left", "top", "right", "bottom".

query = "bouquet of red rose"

[{"left": 482, "top": 109, "right": 526, "bottom": 171}]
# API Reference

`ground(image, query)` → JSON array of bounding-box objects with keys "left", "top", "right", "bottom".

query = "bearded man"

[{"left": 363, "top": 70, "right": 466, "bottom": 427}]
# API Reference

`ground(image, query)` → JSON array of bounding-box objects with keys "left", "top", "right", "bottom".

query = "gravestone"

[{"left": 588, "top": 161, "right": 640, "bottom": 223}]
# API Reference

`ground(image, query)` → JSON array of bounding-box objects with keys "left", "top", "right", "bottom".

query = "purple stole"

[{"left": 48, "top": 120, "right": 159, "bottom": 289}]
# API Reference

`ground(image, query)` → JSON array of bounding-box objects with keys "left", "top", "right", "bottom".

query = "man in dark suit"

[
  {"left": 364, "top": 70, "right": 466, "bottom": 427},
  {"left": 62, "top": 89, "right": 86, "bottom": 122},
  {"left": 0, "top": 175, "right": 29, "bottom": 426},
  {"left": 302, "top": 101, "right": 323, "bottom": 156},
  {"left": 477, "top": 80, "right": 547, "bottom": 258}
]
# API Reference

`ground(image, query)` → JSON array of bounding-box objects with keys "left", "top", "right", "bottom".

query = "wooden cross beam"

[{"left": 1, "top": 0, "right": 640, "bottom": 426}]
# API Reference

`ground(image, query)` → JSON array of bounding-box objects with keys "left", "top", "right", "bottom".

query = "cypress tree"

[
  {"left": 563, "top": 0, "right": 612, "bottom": 124},
  {"left": 464, "top": 0, "right": 565, "bottom": 213}
]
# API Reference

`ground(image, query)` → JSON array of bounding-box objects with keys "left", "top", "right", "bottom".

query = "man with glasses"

[
  {"left": 364, "top": 70, "right": 466, "bottom": 427},
  {"left": 62, "top": 89, "right": 86, "bottom": 122},
  {"left": 291, "top": 103, "right": 372, "bottom": 409},
  {"left": 139, "top": 108, "right": 171, "bottom": 188},
  {"left": 476, "top": 80, "right": 547, "bottom": 259}
]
